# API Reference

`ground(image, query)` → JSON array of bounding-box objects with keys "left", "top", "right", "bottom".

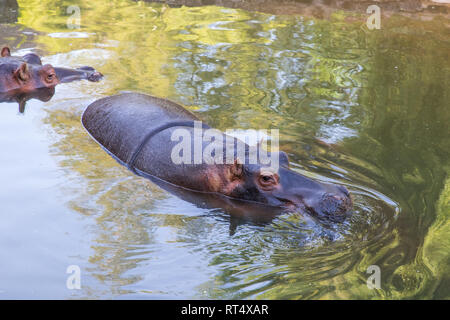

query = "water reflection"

[
  {"left": 0, "top": 87, "right": 54, "bottom": 113},
  {"left": 0, "top": 0, "right": 18, "bottom": 24},
  {"left": 147, "top": 175, "right": 289, "bottom": 232},
  {"left": 142, "top": 0, "right": 449, "bottom": 17}
]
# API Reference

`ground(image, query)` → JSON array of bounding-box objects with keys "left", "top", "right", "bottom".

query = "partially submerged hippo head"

[
  {"left": 82, "top": 93, "right": 353, "bottom": 223},
  {"left": 0, "top": 46, "right": 103, "bottom": 94},
  {"left": 238, "top": 162, "right": 352, "bottom": 222},
  {"left": 0, "top": 47, "right": 59, "bottom": 93},
  {"left": 199, "top": 148, "right": 352, "bottom": 222}
]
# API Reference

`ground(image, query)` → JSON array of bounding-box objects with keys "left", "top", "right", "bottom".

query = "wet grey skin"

[{"left": 82, "top": 92, "right": 352, "bottom": 222}]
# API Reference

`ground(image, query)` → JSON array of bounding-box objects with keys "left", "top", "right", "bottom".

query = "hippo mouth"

[{"left": 274, "top": 190, "right": 353, "bottom": 223}]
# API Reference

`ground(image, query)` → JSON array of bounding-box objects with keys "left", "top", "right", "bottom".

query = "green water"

[{"left": 0, "top": 0, "right": 449, "bottom": 299}]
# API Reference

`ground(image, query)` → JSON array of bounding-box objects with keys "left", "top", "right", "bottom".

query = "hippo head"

[
  {"left": 0, "top": 47, "right": 59, "bottom": 93},
  {"left": 216, "top": 152, "right": 352, "bottom": 222}
]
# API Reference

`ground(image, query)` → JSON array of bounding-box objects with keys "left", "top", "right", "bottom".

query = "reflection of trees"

[
  {"left": 0, "top": 23, "right": 38, "bottom": 52},
  {"left": 161, "top": 9, "right": 449, "bottom": 298},
  {"left": 140, "top": 0, "right": 449, "bottom": 18},
  {"left": 340, "top": 17, "right": 450, "bottom": 298},
  {"left": 43, "top": 108, "right": 159, "bottom": 295},
  {"left": 165, "top": 11, "right": 370, "bottom": 144},
  {"left": 421, "top": 175, "right": 450, "bottom": 299},
  {"left": 0, "top": 0, "right": 18, "bottom": 23}
]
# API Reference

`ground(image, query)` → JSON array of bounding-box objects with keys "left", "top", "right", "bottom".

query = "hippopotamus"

[
  {"left": 0, "top": 46, "right": 103, "bottom": 94},
  {"left": 82, "top": 92, "right": 352, "bottom": 222}
]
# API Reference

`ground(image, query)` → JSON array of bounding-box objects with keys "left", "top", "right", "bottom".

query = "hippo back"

[{"left": 82, "top": 92, "right": 199, "bottom": 166}]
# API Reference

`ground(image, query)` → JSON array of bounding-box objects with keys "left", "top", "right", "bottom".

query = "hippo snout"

[
  {"left": 271, "top": 167, "right": 353, "bottom": 222},
  {"left": 87, "top": 71, "right": 103, "bottom": 82},
  {"left": 316, "top": 191, "right": 352, "bottom": 222},
  {"left": 298, "top": 184, "right": 352, "bottom": 222}
]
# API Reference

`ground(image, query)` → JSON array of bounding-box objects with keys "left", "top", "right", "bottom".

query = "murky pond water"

[{"left": 0, "top": 0, "right": 449, "bottom": 299}]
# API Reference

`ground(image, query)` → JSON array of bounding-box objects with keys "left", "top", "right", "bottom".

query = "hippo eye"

[
  {"left": 258, "top": 174, "right": 278, "bottom": 189},
  {"left": 46, "top": 73, "right": 56, "bottom": 82}
]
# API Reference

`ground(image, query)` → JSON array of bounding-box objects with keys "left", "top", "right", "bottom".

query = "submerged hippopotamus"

[
  {"left": 0, "top": 46, "right": 103, "bottom": 94},
  {"left": 82, "top": 93, "right": 352, "bottom": 222}
]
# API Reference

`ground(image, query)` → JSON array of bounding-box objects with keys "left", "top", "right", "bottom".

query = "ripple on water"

[{"left": 188, "top": 177, "right": 400, "bottom": 299}]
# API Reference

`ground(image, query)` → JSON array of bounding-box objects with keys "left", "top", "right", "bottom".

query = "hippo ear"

[
  {"left": 14, "top": 63, "right": 30, "bottom": 81},
  {"left": 279, "top": 151, "right": 290, "bottom": 168},
  {"left": 1, "top": 46, "right": 11, "bottom": 57},
  {"left": 230, "top": 158, "right": 243, "bottom": 177},
  {"left": 22, "top": 53, "right": 42, "bottom": 65}
]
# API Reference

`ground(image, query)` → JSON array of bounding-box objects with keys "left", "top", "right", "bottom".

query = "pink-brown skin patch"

[
  {"left": 1, "top": 47, "right": 10, "bottom": 58},
  {"left": 204, "top": 160, "right": 244, "bottom": 194}
]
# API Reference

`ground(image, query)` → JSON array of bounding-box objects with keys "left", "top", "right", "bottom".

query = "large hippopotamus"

[
  {"left": 0, "top": 46, "right": 103, "bottom": 94},
  {"left": 82, "top": 93, "right": 352, "bottom": 222},
  {"left": 0, "top": 87, "right": 55, "bottom": 113}
]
